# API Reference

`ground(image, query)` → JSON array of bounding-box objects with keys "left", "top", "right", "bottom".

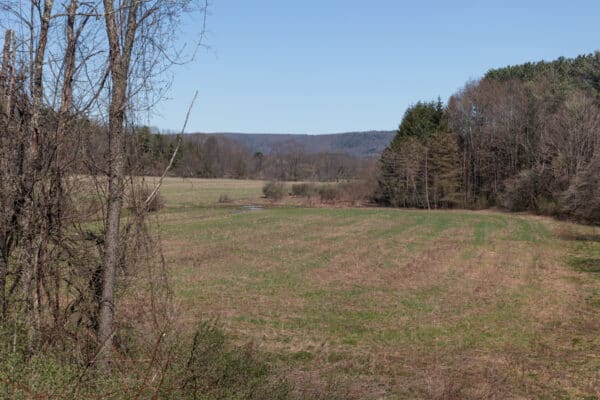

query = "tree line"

[
  {"left": 376, "top": 53, "right": 600, "bottom": 225},
  {"left": 131, "top": 127, "right": 374, "bottom": 182}
]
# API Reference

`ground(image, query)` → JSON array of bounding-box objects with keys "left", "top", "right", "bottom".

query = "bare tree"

[{"left": 96, "top": 0, "right": 207, "bottom": 368}]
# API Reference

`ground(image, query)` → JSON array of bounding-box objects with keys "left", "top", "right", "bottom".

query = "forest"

[{"left": 376, "top": 53, "right": 600, "bottom": 225}]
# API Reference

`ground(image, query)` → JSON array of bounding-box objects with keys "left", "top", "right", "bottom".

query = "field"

[{"left": 154, "top": 177, "right": 600, "bottom": 399}]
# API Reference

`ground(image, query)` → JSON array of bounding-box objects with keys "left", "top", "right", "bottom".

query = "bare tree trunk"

[
  {"left": 97, "top": 102, "right": 125, "bottom": 367},
  {"left": 21, "top": 0, "right": 54, "bottom": 354},
  {"left": 95, "top": 0, "right": 206, "bottom": 368},
  {"left": 0, "top": 255, "right": 6, "bottom": 321},
  {"left": 57, "top": 0, "right": 78, "bottom": 128},
  {"left": 0, "top": 30, "right": 10, "bottom": 98},
  {"left": 97, "top": 0, "right": 140, "bottom": 369},
  {"left": 96, "top": 66, "right": 127, "bottom": 369},
  {"left": 30, "top": 0, "right": 54, "bottom": 154},
  {"left": 5, "top": 32, "right": 16, "bottom": 117},
  {"left": 0, "top": 29, "right": 11, "bottom": 320},
  {"left": 424, "top": 148, "right": 431, "bottom": 210},
  {"left": 46, "top": 0, "right": 81, "bottom": 334}
]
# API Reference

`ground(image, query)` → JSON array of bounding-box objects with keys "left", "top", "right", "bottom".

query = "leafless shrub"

[
  {"left": 130, "top": 185, "right": 166, "bottom": 213},
  {"left": 263, "top": 181, "right": 286, "bottom": 201},
  {"left": 218, "top": 193, "right": 233, "bottom": 203},
  {"left": 318, "top": 184, "right": 340, "bottom": 203},
  {"left": 291, "top": 183, "right": 318, "bottom": 197}
]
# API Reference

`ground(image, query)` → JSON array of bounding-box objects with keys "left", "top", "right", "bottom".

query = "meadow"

[{"left": 154, "top": 177, "right": 599, "bottom": 399}]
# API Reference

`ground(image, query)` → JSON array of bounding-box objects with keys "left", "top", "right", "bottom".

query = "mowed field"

[{"left": 153, "top": 177, "right": 600, "bottom": 399}]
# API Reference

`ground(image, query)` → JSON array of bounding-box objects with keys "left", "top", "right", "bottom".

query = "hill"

[{"left": 185, "top": 131, "right": 396, "bottom": 158}]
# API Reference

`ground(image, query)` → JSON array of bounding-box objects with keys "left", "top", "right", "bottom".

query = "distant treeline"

[
  {"left": 376, "top": 53, "right": 600, "bottom": 225},
  {"left": 130, "top": 128, "right": 373, "bottom": 181}
]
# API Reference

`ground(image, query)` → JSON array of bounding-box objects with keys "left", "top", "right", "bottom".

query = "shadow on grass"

[
  {"left": 568, "top": 257, "right": 600, "bottom": 273},
  {"left": 556, "top": 230, "right": 600, "bottom": 243}
]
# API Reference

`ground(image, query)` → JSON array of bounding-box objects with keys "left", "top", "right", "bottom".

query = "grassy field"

[{"left": 155, "top": 177, "right": 600, "bottom": 399}]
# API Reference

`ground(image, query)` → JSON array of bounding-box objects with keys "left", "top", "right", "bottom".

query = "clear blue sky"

[{"left": 150, "top": 0, "right": 599, "bottom": 134}]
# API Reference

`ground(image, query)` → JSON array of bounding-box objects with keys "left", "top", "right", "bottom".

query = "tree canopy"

[{"left": 484, "top": 52, "right": 600, "bottom": 97}]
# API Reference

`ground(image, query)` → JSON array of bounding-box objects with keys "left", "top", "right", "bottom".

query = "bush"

[
  {"left": 291, "top": 183, "right": 317, "bottom": 197},
  {"left": 262, "top": 182, "right": 286, "bottom": 201},
  {"left": 129, "top": 186, "right": 165, "bottom": 213},
  {"left": 170, "top": 322, "right": 292, "bottom": 400},
  {"left": 292, "top": 182, "right": 372, "bottom": 204},
  {"left": 318, "top": 185, "right": 340, "bottom": 202},
  {"left": 292, "top": 182, "right": 375, "bottom": 205},
  {"left": 218, "top": 193, "right": 233, "bottom": 203},
  {"left": 147, "top": 192, "right": 166, "bottom": 212},
  {"left": 337, "top": 181, "right": 375, "bottom": 204}
]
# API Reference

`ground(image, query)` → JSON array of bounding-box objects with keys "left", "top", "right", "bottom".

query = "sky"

[{"left": 149, "top": 0, "right": 600, "bottom": 134}]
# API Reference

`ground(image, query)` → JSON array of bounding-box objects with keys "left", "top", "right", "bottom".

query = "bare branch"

[{"left": 144, "top": 90, "right": 197, "bottom": 207}]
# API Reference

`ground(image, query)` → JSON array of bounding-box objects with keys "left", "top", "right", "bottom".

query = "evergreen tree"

[
  {"left": 391, "top": 100, "right": 447, "bottom": 147},
  {"left": 377, "top": 100, "right": 460, "bottom": 208}
]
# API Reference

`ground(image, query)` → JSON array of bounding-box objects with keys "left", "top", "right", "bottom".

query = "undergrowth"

[{"left": 0, "top": 320, "right": 344, "bottom": 400}]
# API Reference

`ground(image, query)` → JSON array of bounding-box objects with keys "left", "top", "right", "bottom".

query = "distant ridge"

[{"left": 186, "top": 131, "right": 396, "bottom": 158}]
